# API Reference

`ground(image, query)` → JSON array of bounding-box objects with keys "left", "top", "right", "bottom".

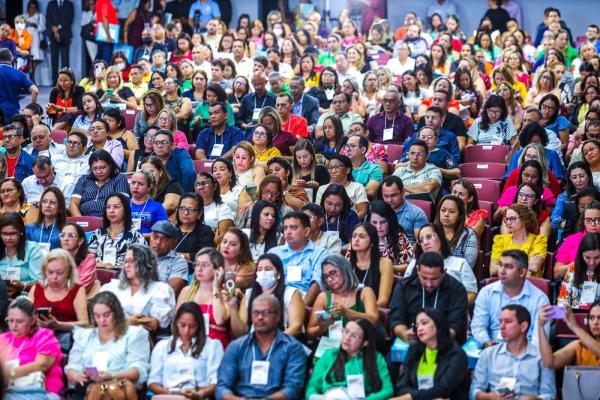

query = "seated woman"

[
  {"left": 308, "top": 66, "right": 340, "bottom": 112},
  {"left": 242, "top": 200, "right": 282, "bottom": 262},
  {"left": 128, "top": 169, "right": 168, "bottom": 234},
  {"left": 148, "top": 302, "right": 224, "bottom": 398},
  {"left": 218, "top": 228, "right": 256, "bottom": 290},
  {"left": 156, "top": 107, "right": 189, "bottom": 150},
  {"left": 190, "top": 83, "right": 235, "bottom": 133},
  {"left": 72, "top": 92, "right": 104, "bottom": 131},
  {"left": 103, "top": 108, "right": 138, "bottom": 167},
  {"left": 194, "top": 172, "right": 234, "bottom": 244},
  {"left": 319, "top": 183, "right": 361, "bottom": 246},
  {"left": 134, "top": 90, "right": 163, "bottom": 137},
  {"left": 552, "top": 161, "right": 594, "bottom": 229},
  {"left": 173, "top": 194, "right": 214, "bottom": 262},
  {"left": 434, "top": 195, "right": 478, "bottom": 269},
  {"left": 47, "top": 67, "right": 85, "bottom": 130},
  {"left": 347, "top": 223, "right": 394, "bottom": 308},
  {"left": 498, "top": 159, "right": 557, "bottom": 208},
  {"left": 101, "top": 243, "right": 175, "bottom": 333},
  {"left": 490, "top": 204, "right": 547, "bottom": 277},
  {"left": 88, "top": 193, "right": 146, "bottom": 270},
  {"left": 292, "top": 139, "right": 330, "bottom": 202},
  {"left": 451, "top": 179, "right": 487, "bottom": 238},
  {"left": 466, "top": 95, "right": 518, "bottom": 146},
  {"left": 65, "top": 292, "right": 150, "bottom": 395},
  {"left": 162, "top": 77, "right": 193, "bottom": 129},
  {"left": 555, "top": 201, "right": 600, "bottom": 280},
  {"left": 233, "top": 141, "right": 266, "bottom": 190},
  {"left": 347, "top": 122, "right": 389, "bottom": 174},
  {"left": 60, "top": 223, "right": 98, "bottom": 296},
  {"left": 251, "top": 124, "right": 282, "bottom": 164},
  {"left": 140, "top": 156, "right": 183, "bottom": 217},
  {"left": 0, "top": 298, "right": 64, "bottom": 399},
  {"left": 367, "top": 200, "right": 413, "bottom": 276},
  {"left": 307, "top": 254, "right": 378, "bottom": 341},
  {"left": 211, "top": 157, "right": 250, "bottom": 217},
  {"left": 0, "top": 212, "right": 44, "bottom": 299},
  {"left": 306, "top": 318, "right": 393, "bottom": 399},
  {"left": 29, "top": 249, "right": 88, "bottom": 345},
  {"left": 229, "top": 253, "right": 304, "bottom": 339},
  {"left": 315, "top": 114, "right": 345, "bottom": 157},
  {"left": 497, "top": 182, "right": 552, "bottom": 237},
  {"left": 316, "top": 154, "right": 369, "bottom": 220},
  {"left": 302, "top": 203, "right": 343, "bottom": 254},
  {"left": 96, "top": 66, "right": 138, "bottom": 110},
  {"left": 539, "top": 93, "right": 575, "bottom": 147},
  {"left": 558, "top": 233, "right": 600, "bottom": 308},
  {"left": 26, "top": 187, "right": 66, "bottom": 254},
  {"left": 71, "top": 150, "right": 129, "bottom": 218},
  {"left": 583, "top": 139, "right": 600, "bottom": 188},
  {"left": 84, "top": 119, "right": 125, "bottom": 168},
  {"left": 267, "top": 157, "right": 309, "bottom": 211},
  {"left": 504, "top": 146, "right": 562, "bottom": 198},
  {"left": 405, "top": 224, "right": 478, "bottom": 305},
  {"left": 237, "top": 175, "right": 294, "bottom": 228},
  {"left": 128, "top": 125, "right": 156, "bottom": 173},
  {"left": 539, "top": 300, "right": 600, "bottom": 368},
  {"left": 177, "top": 248, "right": 231, "bottom": 350},
  {"left": 394, "top": 308, "right": 468, "bottom": 399},
  {"left": 0, "top": 178, "right": 35, "bottom": 222},
  {"left": 258, "top": 107, "right": 298, "bottom": 157}
]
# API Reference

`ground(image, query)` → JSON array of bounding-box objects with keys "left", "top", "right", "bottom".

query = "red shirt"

[
  {"left": 6, "top": 154, "right": 17, "bottom": 177},
  {"left": 96, "top": 0, "right": 118, "bottom": 25},
  {"left": 282, "top": 115, "right": 309, "bottom": 138}
]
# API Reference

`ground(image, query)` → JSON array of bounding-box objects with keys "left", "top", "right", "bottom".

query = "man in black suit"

[
  {"left": 46, "top": 0, "right": 74, "bottom": 83},
  {"left": 289, "top": 76, "right": 320, "bottom": 133}
]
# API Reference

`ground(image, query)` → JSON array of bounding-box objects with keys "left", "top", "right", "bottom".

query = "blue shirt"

[
  {"left": 26, "top": 222, "right": 61, "bottom": 250},
  {"left": 164, "top": 147, "right": 196, "bottom": 192},
  {"left": 0, "top": 240, "right": 44, "bottom": 283},
  {"left": 505, "top": 147, "right": 565, "bottom": 180},
  {"left": 130, "top": 199, "right": 168, "bottom": 234},
  {"left": 268, "top": 240, "right": 328, "bottom": 293},
  {"left": 395, "top": 200, "right": 428, "bottom": 243},
  {"left": 216, "top": 330, "right": 307, "bottom": 400},
  {"left": 0, "top": 64, "right": 33, "bottom": 119},
  {"left": 402, "top": 128, "right": 461, "bottom": 165},
  {"left": 188, "top": 0, "right": 221, "bottom": 26},
  {"left": 72, "top": 174, "right": 130, "bottom": 218},
  {"left": 195, "top": 126, "right": 245, "bottom": 160}
]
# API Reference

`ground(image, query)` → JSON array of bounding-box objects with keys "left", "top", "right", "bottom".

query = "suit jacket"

[
  {"left": 298, "top": 93, "right": 320, "bottom": 127},
  {"left": 133, "top": 43, "right": 168, "bottom": 62},
  {"left": 46, "top": 0, "right": 75, "bottom": 41}
]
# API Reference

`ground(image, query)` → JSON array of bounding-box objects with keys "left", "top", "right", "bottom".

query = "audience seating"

[
  {"left": 193, "top": 159, "right": 214, "bottom": 174},
  {"left": 407, "top": 199, "right": 432, "bottom": 221},
  {"left": 188, "top": 143, "right": 196, "bottom": 160},
  {"left": 459, "top": 162, "right": 506, "bottom": 180},
  {"left": 66, "top": 216, "right": 103, "bottom": 232},
  {"left": 372, "top": 53, "right": 392, "bottom": 65},
  {"left": 469, "top": 178, "right": 502, "bottom": 203},
  {"left": 385, "top": 144, "right": 404, "bottom": 163},
  {"left": 555, "top": 313, "right": 588, "bottom": 340},
  {"left": 96, "top": 268, "right": 118, "bottom": 285},
  {"left": 121, "top": 109, "right": 138, "bottom": 131},
  {"left": 51, "top": 129, "right": 67, "bottom": 144},
  {"left": 478, "top": 201, "right": 495, "bottom": 225},
  {"left": 464, "top": 145, "right": 511, "bottom": 164}
]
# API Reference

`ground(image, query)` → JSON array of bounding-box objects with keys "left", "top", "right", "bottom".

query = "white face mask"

[
  {"left": 16, "top": 23, "right": 26, "bottom": 31},
  {"left": 256, "top": 270, "right": 277, "bottom": 289},
  {"left": 273, "top": 28, "right": 283, "bottom": 37},
  {"left": 116, "top": 62, "right": 126, "bottom": 71}
]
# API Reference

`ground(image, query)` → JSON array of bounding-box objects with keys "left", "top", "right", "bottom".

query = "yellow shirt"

[
  {"left": 491, "top": 233, "right": 548, "bottom": 276},
  {"left": 124, "top": 81, "right": 149, "bottom": 102},
  {"left": 254, "top": 146, "right": 282, "bottom": 162}
]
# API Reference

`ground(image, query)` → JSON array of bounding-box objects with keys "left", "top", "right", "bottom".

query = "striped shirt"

[{"left": 72, "top": 174, "right": 130, "bottom": 217}]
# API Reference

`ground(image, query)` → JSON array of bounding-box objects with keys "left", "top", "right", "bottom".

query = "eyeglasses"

[
  {"left": 145, "top": 134, "right": 156, "bottom": 141},
  {"left": 0, "top": 232, "right": 19, "bottom": 238},
  {"left": 327, "top": 164, "right": 344, "bottom": 171},
  {"left": 584, "top": 147, "right": 599, "bottom": 157},
  {"left": 158, "top": 117, "right": 171, "bottom": 123},
  {"left": 4, "top": 134, "right": 22, "bottom": 140},
  {"left": 342, "top": 328, "right": 363, "bottom": 341},
  {"left": 417, "top": 232, "right": 435, "bottom": 244},
  {"left": 178, "top": 206, "right": 199, "bottom": 213},
  {"left": 420, "top": 135, "right": 435, "bottom": 141},
  {"left": 194, "top": 181, "right": 211, "bottom": 189},
  {"left": 517, "top": 192, "right": 536, "bottom": 200},
  {"left": 262, "top": 189, "right": 280, "bottom": 198},
  {"left": 60, "top": 232, "right": 78, "bottom": 239},
  {"left": 66, "top": 140, "right": 82, "bottom": 147},
  {"left": 584, "top": 217, "right": 600, "bottom": 225},
  {"left": 0, "top": 188, "right": 15, "bottom": 194},
  {"left": 41, "top": 198, "right": 58, "bottom": 206},
  {"left": 144, "top": 102, "right": 156, "bottom": 108},
  {"left": 251, "top": 309, "right": 278, "bottom": 317},
  {"left": 503, "top": 216, "right": 518, "bottom": 224},
  {"left": 486, "top": 109, "right": 502, "bottom": 117},
  {"left": 382, "top": 98, "right": 398, "bottom": 104},
  {"left": 323, "top": 269, "right": 339, "bottom": 281},
  {"left": 253, "top": 131, "right": 267, "bottom": 138},
  {"left": 541, "top": 103, "right": 556, "bottom": 111},
  {"left": 154, "top": 140, "right": 170, "bottom": 146}
]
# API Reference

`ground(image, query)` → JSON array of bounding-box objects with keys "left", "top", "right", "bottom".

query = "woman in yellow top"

[
  {"left": 298, "top": 54, "right": 320, "bottom": 90},
  {"left": 251, "top": 124, "right": 282, "bottom": 164},
  {"left": 491, "top": 65, "right": 527, "bottom": 106},
  {"left": 490, "top": 204, "right": 547, "bottom": 277}
]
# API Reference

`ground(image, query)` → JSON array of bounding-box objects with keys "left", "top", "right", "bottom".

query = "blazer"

[
  {"left": 298, "top": 93, "right": 320, "bottom": 127},
  {"left": 46, "top": 0, "right": 74, "bottom": 40},
  {"left": 396, "top": 342, "right": 468, "bottom": 400}
]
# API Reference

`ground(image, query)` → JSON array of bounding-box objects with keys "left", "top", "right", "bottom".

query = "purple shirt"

[{"left": 366, "top": 110, "right": 414, "bottom": 145}]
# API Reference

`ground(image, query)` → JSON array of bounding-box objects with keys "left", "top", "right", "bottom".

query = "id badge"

[
  {"left": 250, "top": 360, "right": 270, "bottom": 385},
  {"left": 326, "top": 230, "right": 340, "bottom": 239},
  {"left": 103, "top": 248, "right": 117, "bottom": 267},
  {"left": 329, "top": 320, "right": 344, "bottom": 341},
  {"left": 498, "top": 376, "right": 516, "bottom": 391},
  {"left": 287, "top": 265, "right": 303, "bottom": 282},
  {"left": 325, "top": 89, "right": 334, "bottom": 100},
  {"left": 417, "top": 374, "right": 434, "bottom": 390},
  {"left": 211, "top": 143, "right": 224, "bottom": 158},
  {"left": 580, "top": 281, "right": 598, "bottom": 304},
  {"left": 7, "top": 266, "right": 20, "bottom": 281},
  {"left": 132, "top": 218, "right": 142, "bottom": 231},
  {"left": 39, "top": 242, "right": 51, "bottom": 257},
  {"left": 347, "top": 374, "right": 366, "bottom": 398},
  {"left": 252, "top": 108, "right": 262, "bottom": 122},
  {"left": 383, "top": 128, "right": 394, "bottom": 141},
  {"left": 176, "top": 357, "right": 196, "bottom": 383},
  {"left": 203, "top": 313, "right": 210, "bottom": 335},
  {"left": 92, "top": 352, "right": 109, "bottom": 371},
  {"left": 5, "top": 359, "right": 19, "bottom": 369}
]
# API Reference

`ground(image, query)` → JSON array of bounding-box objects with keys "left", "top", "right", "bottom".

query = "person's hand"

[
  {"left": 564, "top": 305, "right": 578, "bottom": 329},
  {"left": 214, "top": 267, "right": 225, "bottom": 289},
  {"left": 37, "top": 313, "right": 59, "bottom": 328},
  {"left": 295, "top": 179, "right": 306, "bottom": 188},
  {"left": 68, "top": 371, "right": 89, "bottom": 386},
  {"left": 490, "top": 392, "right": 516, "bottom": 400},
  {"left": 32, "top": 114, "right": 41, "bottom": 126},
  {"left": 330, "top": 303, "right": 346, "bottom": 318},
  {"left": 225, "top": 289, "right": 241, "bottom": 309},
  {"left": 528, "top": 254, "right": 543, "bottom": 273},
  {"left": 405, "top": 327, "right": 416, "bottom": 342},
  {"left": 127, "top": 315, "right": 143, "bottom": 325},
  {"left": 95, "top": 371, "right": 115, "bottom": 382}
]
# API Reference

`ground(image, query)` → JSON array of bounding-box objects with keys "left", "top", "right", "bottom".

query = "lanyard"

[
  {"left": 325, "top": 214, "right": 340, "bottom": 232},
  {"left": 252, "top": 339, "right": 275, "bottom": 361},
  {"left": 38, "top": 223, "right": 55, "bottom": 244},
  {"left": 384, "top": 114, "right": 397, "bottom": 130},
  {"left": 254, "top": 95, "right": 267, "bottom": 110},
  {"left": 131, "top": 198, "right": 149, "bottom": 216},
  {"left": 422, "top": 287, "right": 439, "bottom": 309},
  {"left": 174, "top": 230, "right": 192, "bottom": 251}
]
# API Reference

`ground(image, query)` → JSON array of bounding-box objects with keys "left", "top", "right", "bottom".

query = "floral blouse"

[
  {"left": 557, "top": 264, "right": 599, "bottom": 308},
  {"left": 379, "top": 232, "right": 413, "bottom": 266}
]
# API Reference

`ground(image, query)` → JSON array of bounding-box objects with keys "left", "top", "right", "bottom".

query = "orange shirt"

[{"left": 9, "top": 29, "right": 32, "bottom": 52}]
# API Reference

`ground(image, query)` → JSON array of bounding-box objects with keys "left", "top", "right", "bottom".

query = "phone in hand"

[
  {"left": 106, "top": 88, "right": 114, "bottom": 97},
  {"left": 547, "top": 305, "right": 566, "bottom": 320},
  {"left": 84, "top": 367, "right": 99, "bottom": 378},
  {"left": 315, "top": 310, "right": 331, "bottom": 321},
  {"left": 497, "top": 387, "right": 514, "bottom": 396},
  {"left": 37, "top": 307, "right": 51, "bottom": 318}
]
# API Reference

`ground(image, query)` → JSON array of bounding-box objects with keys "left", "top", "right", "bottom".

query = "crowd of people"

[{"left": 0, "top": 0, "right": 600, "bottom": 399}]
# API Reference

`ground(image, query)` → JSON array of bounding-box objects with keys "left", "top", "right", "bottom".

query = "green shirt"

[
  {"left": 416, "top": 347, "right": 438, "bottom": 385},
  {"left": 318, "top": 50, "right": 337, "bottom": 67},
  {"left": 189, "top": 102, "right": 235, "bottom": 130},
  {"left": 352, "top": 159, "right": 383, "bottom": 186},
  {"left": 305, "top": 348, "right": 394, "bottom": 400}
]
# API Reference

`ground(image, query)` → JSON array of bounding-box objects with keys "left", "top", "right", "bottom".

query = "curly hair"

[
  {"left": 508, "top": 203, "right": 538, "bottom": 233},
  {"left": 119, "top": 243, "right": 159, "bottom": 290},
  {"left": 88, "top": 292, "right": 128, "bottom": 339}
]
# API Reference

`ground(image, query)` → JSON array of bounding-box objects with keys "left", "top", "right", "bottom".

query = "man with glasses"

[
  {"left": 366, "top": 88, "right": 414, "bottom": 145},
  {"left": 315, "top": 92, "right": 363, "bottom": 138},
  {"left": 393, "top": 140, "right": 442, "bottom": 202},
  {"left": 289, "top": 77, "right": 320, "bottom": 132},
  {"left": 334, "top": 53, "right": 361, "bottom": 88},
  {"left": 21, "top": 156, "right": 69, "bottom": 207},
  {"left": 149, "top": 220, "right": 188, "bottom": 298},
  {"left": 3, "top": 123, "right": 33, "bottom": 181},
  {"left": 53, "top": 130, "right": 90, "bottom": 199},
  {"left": 154, "top": 129, "right": 195, "bottom": 191},
  {"left": 471, "top": 249, "right": 549, "bottom": 349},
  {"left": 133, "top": 27, "right": 167, "bottom": 62},
  {"left": 417, "top": 89, "right": 467, "bottom": 150},
  {"left": 195, "top": 103, "right": 244, "bottom": 160},
  {"left": 268, "top": 211, "right": 328, "bottom": 306},
  {"left": 276, "top": 93, "right": 308, "bottom": 139},
  {"left": 24, "top": 124, "right": 65, "bottom": 159},
  {"left": 216, "top": 293, "right": 307, "bottom": 400},
  {"left": 345, "top": 135, "right": 383, "bottom": 198},
  {"left": 238, "top": 72, "right": 276, "bottom": 130}
]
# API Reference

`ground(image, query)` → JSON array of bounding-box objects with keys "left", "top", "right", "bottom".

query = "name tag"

[
  {"left": 347, "top": 374, "right": 366, "bottom": 398},
  {"left": 325, "top": 89, "right": 334, "bottom": 100},
  {"left": 39, "top": 242, "right": 51, "bottom": 257},
  {"left": 287, "top": 265, "right": 302, "bottom": 282},
  {"left": 581, "top": 281, "right": 599, "bottom": 304},
  {"left": 132, "top": 218, "right": 142, "bottom": 231},
  {"left": 498, "top": 376, "right": 516, "bottom": 391},
  {"left": 211, "top": 143, "right": 224, "bottom": 158},
  {"left": 103, "top": 247, "right": 117, "bottom": 267},
  {"left": 417, "top": 374, "right": 434, "bottom": 390},
  {"left": 7, "top": 266, "right": 20, "bottom": 281},
  {"left": 383, "top": 127, "right": 394, "bottom": 141},
  {"left": 326, "top": 230, "right": 340, "bottom": 239},
  {"left": 329, "top": 320, "right": 344, "bottom": 341},
  {"left": 250, "top": 360, "right": 270, "bottom": 385},
  {"left": 252, "top": 108, "right": 262, "bottom": 122}
]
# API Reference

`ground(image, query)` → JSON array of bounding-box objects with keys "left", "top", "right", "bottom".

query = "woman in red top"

[
  {"left": 47, "top": 67, "right": 85, "bottom": 130},
  {"left": 169, "top": 33, "right": 194, "bottom": 63},
  {"left": 28, "top": 248, "right": 89, "bottom": 333}
]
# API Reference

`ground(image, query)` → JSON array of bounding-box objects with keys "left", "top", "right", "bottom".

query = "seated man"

[
  {"left": 390, "top": 251, "right": 468, "bottom": 344},
  {"left": 237, "top": 72, "right": 276, "bottom": 130},
  {"left": 153, "top": 130, "right": 195, "bottom": 192},
  {"left": 366, "top": 87, "right": 414, "bottom": 145},
  {"left": 216, "top": 293, "right": 307, "bottom": 400},
  {"left": 345, "top": 134, "right": 383, "bottom": 198},
  {"left": 53, "top": 130, "right": 90, "bottom": 201},
  {"left": 315, "top": 92, "right": 363, "bottom": 137},
  {"left": 470, "top": 304, "right": 556, "bottom": 400},
  {"left": 276, "top": 93, "right": 308, "bottom": 139},
  {"left": 24, "top": 124, "right": 65, "bottom": 159},
  {"left": 195, "top": 103, "right": 244, "bottom": 160},
  {"left": 149, "top": 221, "right": 189, "bottom": 298},
  {"left": 471, "top": 249, "right": 549, "bottom": 348},
  {"left": 21, "top": 156, "right": 69, "bottom": 207},
  {"left": 393, "top": 140, "right": 442, "bottom": 202}
]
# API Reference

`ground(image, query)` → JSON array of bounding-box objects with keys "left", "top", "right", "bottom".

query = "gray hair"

[
  {"left": 119, "top": 243, "right": 159, "bottom": 290},
  {"left": 290, "top": 76, "right": 305, "bottom": 87},
  {"left": 321, "top": 254, "right": 359, "bottom": 291},
  {"left": 385, "top": 86, "right": 401, "bottom": 99},
  {"left": 253, "top": 293, "right": 281, "bottom": 313},
  {"left": 269, "top": 71, "right": 282, "bottom": 81}
]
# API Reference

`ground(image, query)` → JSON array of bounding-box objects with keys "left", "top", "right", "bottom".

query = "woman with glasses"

[
  {"left": 96, "top": 66, "right": 138, "bottom": 110},
  {"left": 134, "top": 89, "right": 164, "bottom": 137},
  {"left": 552, "top": 162, "right": 594, "bottom": 229},
  {"left": 524, "top": 68, "right": 561, "bottom": 109},
  {"left": 538, "top": 93, "right": 574, "bottom": 147},
  {"left": 258, "top": 107, "right": 298, "bottom": 157},
  {"left": 60, "top": 223, "right": 98, "bottom": 296},
  {"left": 0, "top": 178, "right": 32, "bottom": 221},
  {"left": 194, "top": 172, "right": 234, "bottom": 245},
  {"left": 128, "top": 169, "right": 168, "bottom": 234},
  {"left": 87, "top": 193, "right": 146, "bottom": 270},
  {"left": 127, "top": 125, "right": 158, "bottom": 173},
  {"left": 466, "top": 95, "right": 518, "bottom": 145},
  {"left": 498, "top": 158, "right": 558, "bottom": 210},
  {"left": 25, "top": 187, "right": 66, "bottom": 253},
  {"left": 583, "top": 139, "right": 600, "bottom": 188},
  {"left": 150, "top": 70, "right": 166, "bottom": 93},
  {"left": 173, "top": 194, "right": 214, "bottom": 262},
  {"left": 70, "top": 150, "right": 129, "bottom": 218},
  {"left": 319, "top": 184, "right": 361, "bottom": 246},
  {"left": 498, "top": 182, "right": 551, "bottom": 237},
  {"left": 308, "top": 66, "right": 341, "bottom": 112},
  {"left": 555, "top": 201, "right": 600, "bottom": 280},
  {"left": 490, "top": 204, "right": 547, "bottom": 277},
  {"left": 156, "top": 108, "right": 190, "bottom": 150},
  {"left": 163, "top": 77, "right": 192, "bottom": 127},
  {"left": 139, "top": 156, "right": 183, "bottom": 218},
  {"left": 84, "top": 119, "right": 124, "bottom": 168},
  {"left": 251, "top": 124, "right": 282, "bottom": 164}
]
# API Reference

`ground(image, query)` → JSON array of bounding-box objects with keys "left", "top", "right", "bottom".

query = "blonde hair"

[
  {"left": 104, "top": 66, "right": 124, "bottom": 91},
  {"left": 41, "top": 249, "right": 79, "bottom": 288},
  {"left": 518, "top": 143, "right": 550, "bottom": 187},
  {"left": 157, "top": 107, "right": 178, "bottom": 131},
  {"left": 346, "top": 44, "right": 365, "bottom": 70},
  {"left": 233, "top": 141, "right": 257, "bottom": 170}
]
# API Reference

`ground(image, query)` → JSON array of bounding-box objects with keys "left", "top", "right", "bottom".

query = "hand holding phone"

[
  {"left": 37, "top": 307, "right": 51, "bottom": 318},
  {"left": 84, "top": 367, "right": 99, "bottom": 379},
  {"left": 315, "top": 310, "right": 331, "bottom": 321},
  {"left": 547, "top": 305, "right": 566, "bottom": 320}
]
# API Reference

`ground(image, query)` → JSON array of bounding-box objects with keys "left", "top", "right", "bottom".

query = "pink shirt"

[
  {"left": 174, "top": 130, "right": 189, "bottom": 150},
  {"left": 0, "top": 328, "right": 64, "bottom": 394},
  {"left": 497, "top": 185, "right": 556, "bottom": 208},
  {"left": 77, "top": 252, "right": 97, "bottom": 291},
  {"left": 556, "top": 231, "right": 587, "bottom": 265}
]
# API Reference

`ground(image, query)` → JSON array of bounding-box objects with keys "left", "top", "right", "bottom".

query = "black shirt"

[
  {"left": 174, "top": 223, "right": 215, "bottom": 259},
  {"left": 155, "top": 179, "right": 184, "bottom": 204},
  {"left": 417, "top": 112, "right": 467, "bottom": 138}
]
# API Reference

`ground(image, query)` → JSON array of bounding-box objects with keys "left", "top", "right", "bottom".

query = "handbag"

[
  {"left": 10, "top": 371, "right": 45, "bottom": 390},
  {"left": 562, "top": 366, "right": 600, "bottom": 400},
  {"left": 81, "top": 21, "right": 96, "bottom": 42},
  {"left": 84, "top": 379, "right": 137, "bottom": 400}
]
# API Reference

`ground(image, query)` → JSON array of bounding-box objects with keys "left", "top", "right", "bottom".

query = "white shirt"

[
  {"left": 233, "top": 57, "right": 253, "bottom": 79},
  {"left": 241, "top": 228, "right": 283, "bottom": 262},
  {"left": 193, "top": 60, "right": 212, "bottom": 80},
  {"left": 148, "top": 337, "right": 224, "bottom": 390},
  {"left": 315, "top": 181, "right": 369, "bottom": 211},
  {"left": 221, "top": 184, "right": 244, "bottom": 215},
  {"left": 406, "top": 255, "right": 478, "bottom": 293},
  {"left": 53, "top": 153, "right": 91, "bottom": 200},
  {"left": 386, "top": 57, "right": 416, "bottom": 76},
  {"left": 24, "top": 142, "right": 65, "bottom": 159},
  {"left": 22, "top": 174, "right": 71, "bottom": 207},
  {"left": 204, "top": 201, "right": 234, "bottom": 230},
  {"left": 101, "top": 279, "right": 176, "bottom": 329}
]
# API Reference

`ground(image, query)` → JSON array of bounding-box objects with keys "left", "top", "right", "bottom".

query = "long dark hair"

[
  {"left": 88, "top": 149, "right": 121, "bottom": 177},
  {"left": 414, "top": 223, "right": 451, "bottom": 260},
  {"left": 479, "top": 95, "right": 508, "bottom": 130},
  {"left": 169, "top": 302, "right": 207, "bottom": 358},
  {"left": 102, "top": 193, "right": 133, "bottom": 231},
  {"left": 212, "top": 157, "right": 237, "bottom": 188},
  {"left": 452, "top": 179, "right": 480, "bottom": 214},
  {"left": 196, "top": 172, "right": 222, "bottom": 205},
  {"left": 410, "top": 308, "right": 454, "bottom": 362},
  {"left": 512, "top": 182, "right": 543, "bottom": 217},
  {"left": 517, "top": 160, "right": 545, "bottom": 194},
  {"left": 0, "top": 212, "right": 26, "bottom": 260},
  {"left": 246, "top": 253, "right": 286, "bottom": 330},
  {"left": 574, "top": 233, "right": 600, "bottom": 288},
  {"left": 539, "top": 93, "right": 561, "bottom": 126},
  {"left": 367, "top": 200, "right": 405, "bottom": 261},
  {"left": 434, "top": 195, "right": 466, "bottom": 249},
  {"left": 326, "top": 318, "right": 382, "bottom": 392},
  {"left": 566, "top": 161, "right": 593, "bottom": 198},
  {"left": 349, "top": 223, "right": 381, "bottom": 291},
  {"left": 61, "top": 223, "right": 90, "bottom": 264},
  {"left": 249, "top": 200, "right": 280, "bottom": 251},
  {"left": 36, "top": 187, "right": 67, "bottom": 228}
]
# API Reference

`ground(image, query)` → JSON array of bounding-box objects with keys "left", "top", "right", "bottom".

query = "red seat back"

[
  {"left": 478, "top": 201, "right": 494, "bottom": 225},
  {"left": 188, "top": 143, "right": 196, "bottom": 160},
  {"left": 459, "top": 163, "right": 506, "bottom": 180},
  {"left": 51, "top": 129, "right": 67, "bottom": 144},
  {"left": 121, "top": 109, "right": 138, "bottom": 130},
  {"left": 556, "top": 313, "right": 587, "bottom": 339},
  {"left": 407, "top": 199, "right": 432, "bottom": 221},
  {"left": 193, "top": 159, "right": 213, "bottom": 174},
  {"left": 66, "top": 216, "right": 103, "bottom": 232},
  {"left": 96, "top": 268, "right": 118, "bottom": 285},
  {"left": 469, "top": 178, "right": 502, "bottom": 202},
  {"left": 464, "top": 145, "right": 510, "bottom": 164},
  {"left": 385, "top": 144, "right": 404, "bottom": 163}
]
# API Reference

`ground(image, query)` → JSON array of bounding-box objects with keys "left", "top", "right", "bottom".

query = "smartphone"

[
  {"left": 497, "top": 387, "right": 514, "bottom": 395},
  {"left": 106, "top": 88, "right": 114, "bottom": 97},
  {"left": 37, "top": 307, "right": 51, "bottom": 318},
  {"left": 315, "top": 310, "right": 331, "bottom": 321},
  {"left": 84, "top": 367, "right": 99, "bottom": 378},
  {"left": 225, "top": 271, "right": 236, "bottom": 299},
  {"left": 547, "top": 305, "right": 566, "bottom": 320}
]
